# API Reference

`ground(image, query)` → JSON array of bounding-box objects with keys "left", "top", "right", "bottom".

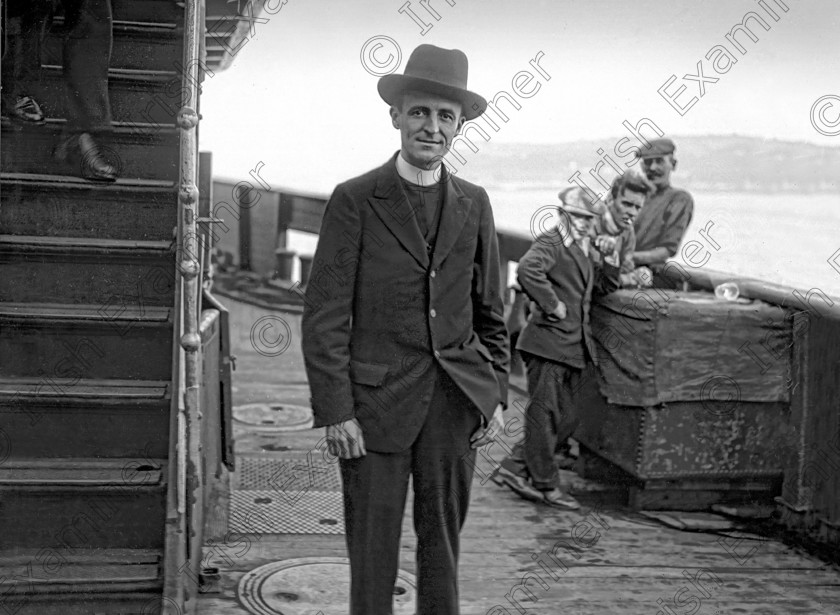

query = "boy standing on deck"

[{"left": 497, "top": 187, "right": 620, "bottom": 509}]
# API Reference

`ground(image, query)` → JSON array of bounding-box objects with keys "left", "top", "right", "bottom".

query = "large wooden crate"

[{"left": 576, "top": 289, "right": 796, "bottom": 509}]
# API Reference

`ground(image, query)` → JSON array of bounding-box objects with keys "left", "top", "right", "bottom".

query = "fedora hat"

[{"left": 378, "top": 44, "right": 487, "bottom": 120}]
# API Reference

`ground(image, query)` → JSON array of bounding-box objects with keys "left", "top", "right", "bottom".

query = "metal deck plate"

[
  {"left": 237, "top": 557, "right": 416, "bottom": 615},
  {"left": 230, "top": 455, "right": 344, "bottom": 535},
  {"left": 236, "top": 456, "right": 342, "bottom": 492},
  {"left": 229, "top": 490, "right": 344, "bottom": 535}
]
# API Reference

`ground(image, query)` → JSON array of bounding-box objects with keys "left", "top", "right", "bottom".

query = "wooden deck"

[{"left": 198, "top": 298, "right": 840, "bottom": 614}]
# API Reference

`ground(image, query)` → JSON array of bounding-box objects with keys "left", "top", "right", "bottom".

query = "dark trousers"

[
  {"left": 502, "top": 352, "right": 581, "bottom": 490},
  {"left": 339, "top": 366, "right": 481, "bottom": 615},
  {"left": 1, "top": 0, "right": 112, "bottom": 132},
  {"left": 61, "top": 0, "right": 113, "bottom": 133},
  {"left": 1, "top": 0, "right": 52, "bottom": 100}
]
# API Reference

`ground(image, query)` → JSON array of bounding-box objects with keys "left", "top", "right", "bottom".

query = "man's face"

[
  {"left": 566, "top": 211, "right": 595, "bottom": 239},
  {"left": 391, "top": 91, "right": 464, "bottom": 169},
  {"left": 610, "top": 188, "right": 646, "bottom": 229},
  {"left": 641, "top": 154, "right": 675, "bottom": 189}
]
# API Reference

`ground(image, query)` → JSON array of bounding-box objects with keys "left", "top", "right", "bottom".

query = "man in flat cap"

[
  {"left": 632, "top": 138, "right": 694, "bottom": 286},
  {"left": 301, "top": 44, "right": 509, "bottom": 615},
  {"left": 496, "top": 188, "right": 620, "bottom": 509}
]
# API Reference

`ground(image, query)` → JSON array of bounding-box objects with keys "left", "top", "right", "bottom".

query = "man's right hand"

[
  {"left": 549, "top": 301, "right": 567, "bottom": 320},
  {"left": 326, "top": 418, "right": 366, "bottom": 459}
]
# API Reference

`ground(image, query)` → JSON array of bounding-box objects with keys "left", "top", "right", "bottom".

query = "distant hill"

[{"left": 450, "top": 135, "right": 840, "bottom": 193}]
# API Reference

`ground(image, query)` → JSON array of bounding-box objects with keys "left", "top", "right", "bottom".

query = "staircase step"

[
  {"left": 0, "top": 378, "right": 170, "bottom": 458},
  {"left": 111, "top": 0, "right": 185, "bottom": 23},
  {"left": 0, "top": 377, "right": 169, "bottom": 401},
  {"left": 0, "top": 302, "right": 171, "bottom": 321},
  {"left": 0, "top": 234, "right": 173, "bottom": 252},
  {"left": 1, "top": 119, "right": 179, "bottom": 181},
  {"left": 0, "top": 459, "right": 167, "bottom": 549},
  {"left": 0, "top": 458, "right": 163, "bottom": 486},
  {"left": 0, "top": 235, "right": 176, "bottom": 306},
  {"left": 0, "top": 592, "right": 165, "bottom": 615},
  {"left": 0, "top": 174, "right": 176, "bottom": 241},
  {"left": 0, "top": 548, "right": 162, "bottom": 608},
  {"left": 45, "top": 19, "right": 183, "bottom": 72},
  {"left": 30, "top": 66, "right": 183, "bottom": 126},
  {"left": 0, "top": 303, "right": 174, "bottom": 381}
]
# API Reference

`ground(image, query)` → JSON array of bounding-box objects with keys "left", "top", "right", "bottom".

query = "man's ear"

[
  {"left": 456, "top": 115, "right": 467, "bottom": 133},
  {"left": 671, "top": 157, "right": 678, "bottom": 171},
  {"left": 390, "top": 106, "right": 400, "bottom": 129}
]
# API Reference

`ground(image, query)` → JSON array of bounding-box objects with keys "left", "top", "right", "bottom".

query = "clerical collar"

[{"left": 396, "top": 153, "right": 441, "bottom": 187}]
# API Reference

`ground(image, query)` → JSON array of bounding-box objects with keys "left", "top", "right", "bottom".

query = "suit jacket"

[
  {"left": 301, "top": 154, "right": 510, "bottom": 453},
  {"left": 515, "top": 233, "right": 619, "bottom": 368}
]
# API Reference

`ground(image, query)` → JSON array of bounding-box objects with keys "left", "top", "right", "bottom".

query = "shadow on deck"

[{"left": 197, "top": 297, "right": 840, "bottom": 615}]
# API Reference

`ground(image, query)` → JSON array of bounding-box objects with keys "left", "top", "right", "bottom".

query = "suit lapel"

[
  {"left": 568, "top": 241, "right": 592, "bottom": 287},
  {"left": 368, "top": 156, "right": 429, "bottom": 269},
  {"left": 431, "top": 168, "right": 473, "bottom": 270}
]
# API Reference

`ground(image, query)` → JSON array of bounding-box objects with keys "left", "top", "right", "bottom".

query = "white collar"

[{"left": 396, "top": 152, "right": 441, "bottom": 187}]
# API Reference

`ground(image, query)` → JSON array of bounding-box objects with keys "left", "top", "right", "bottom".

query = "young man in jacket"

[{"left": 497, "top": 187, "right": 620, "bottom": 509}]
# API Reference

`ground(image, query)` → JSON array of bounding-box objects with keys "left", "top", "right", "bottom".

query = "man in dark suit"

[
  {"left": 496, "top": 187, "right": 620, "bottom": 509},
  {"left": 301, "top": 44, "right": 509, "bottom": 615}
]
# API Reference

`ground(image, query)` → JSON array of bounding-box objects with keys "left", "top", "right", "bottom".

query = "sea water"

[{"left": 286, "top": 190, "right": 840, "bottom": 297}]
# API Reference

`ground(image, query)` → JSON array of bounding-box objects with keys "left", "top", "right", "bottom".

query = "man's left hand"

[{"left": 470, "top": 403, "right": 505, "bottom": 449}]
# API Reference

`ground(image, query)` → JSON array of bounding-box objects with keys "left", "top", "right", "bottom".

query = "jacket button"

[
  {"left": 430, "top": 270, "right": 436, "bottom": 278},
  {"left": 430, "top": 309, "right": 437, "bottom": 318}
]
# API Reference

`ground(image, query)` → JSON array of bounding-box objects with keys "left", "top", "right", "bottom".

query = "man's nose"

[{"left": 423, "top": 115, "right": 440, "bottom": 133}]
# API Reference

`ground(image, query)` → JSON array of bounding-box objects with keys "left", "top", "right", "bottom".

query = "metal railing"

[{"left": 161, "top": 0, "right": 204, "bottom": 612}]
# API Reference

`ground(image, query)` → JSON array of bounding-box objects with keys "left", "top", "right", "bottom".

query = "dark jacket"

[
  {"left": 633, "top": 185, "right": 694, "bottom": 257},
  {"left": 515, "top": 234, "right": 619, "bottom": 368},
  {"left": 301, "top": 154, "right": 510, "bottom": 452}
]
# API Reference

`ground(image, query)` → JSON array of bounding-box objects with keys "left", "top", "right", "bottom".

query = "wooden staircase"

[{"left": 0, "top": 1, "right": 197, "bottom": 612}]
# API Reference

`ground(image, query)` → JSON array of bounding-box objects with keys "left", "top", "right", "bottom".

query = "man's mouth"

[{"left": 417, "top": 139, "right": 442, "bottom": 146}]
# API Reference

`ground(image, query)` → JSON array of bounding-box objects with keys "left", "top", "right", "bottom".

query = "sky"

[{"left": 199, "top": 0, "right": 840, "bottom": 193}]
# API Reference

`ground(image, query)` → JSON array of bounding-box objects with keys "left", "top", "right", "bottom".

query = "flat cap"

[
  {"left": 638, "top": 137, "right": 675, "bottom": 158},
  {"left": 557, "top": 187, "right": 604, "bottom": 218}
]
